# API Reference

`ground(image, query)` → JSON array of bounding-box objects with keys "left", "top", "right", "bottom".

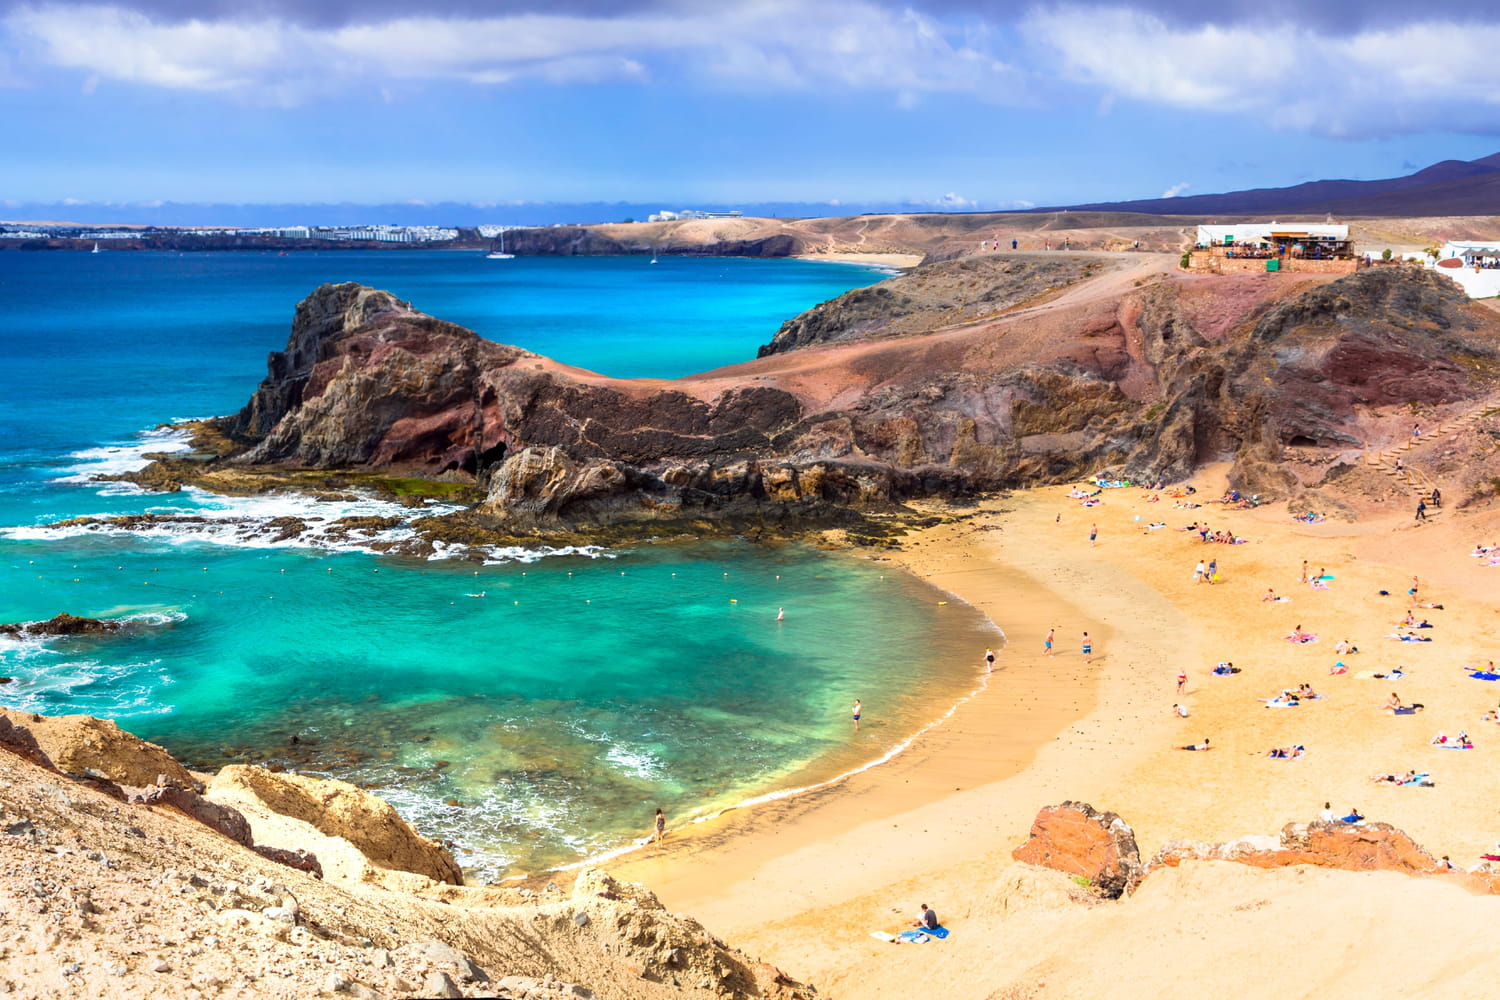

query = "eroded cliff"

[{"left": 118, "top": 260, "right": 1500, "bottom": 542}]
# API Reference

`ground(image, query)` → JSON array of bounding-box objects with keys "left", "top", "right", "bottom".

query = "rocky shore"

[{"left": 0, "top": 709, "right": 818, "bottom": 999}]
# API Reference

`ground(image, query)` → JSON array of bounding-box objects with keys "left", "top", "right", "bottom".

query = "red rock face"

[
  {"left": 1011, "top": 801, "right": 1143, "bottom": 899},
  {"left": 1151, "top": 820, "right": 1441, "bottom": 876},
  {"left": 219, "top": 266, "right": 1500, "bottom": 529}
]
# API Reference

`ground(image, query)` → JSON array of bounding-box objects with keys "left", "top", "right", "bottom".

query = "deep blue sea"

[{"left": 0, "top": 250, "right": 993, "bottom": 877}]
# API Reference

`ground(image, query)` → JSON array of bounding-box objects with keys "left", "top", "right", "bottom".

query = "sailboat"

[
  {"left": 90, "top": 242, "right": 102, "bottom": 254},
  {"left": 485, "top": 229, "right": 515, "bottom": 260}
]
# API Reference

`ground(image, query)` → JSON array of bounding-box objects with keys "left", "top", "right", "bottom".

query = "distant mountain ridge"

[{"left": 1041, "top": 153, "right": 1500, "bottom": 218}]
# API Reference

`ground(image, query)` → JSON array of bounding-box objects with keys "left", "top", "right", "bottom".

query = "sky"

[{"left": 3, "top": 0, "right": 1500, "bottom": 222}]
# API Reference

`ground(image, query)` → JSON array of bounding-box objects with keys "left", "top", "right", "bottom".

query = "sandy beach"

[
  {"left": 612, "top": 468, "right": 1500, "bottom": 996},
  {"left": 792, "top": 251, "right": 924, "bottom": 269}
]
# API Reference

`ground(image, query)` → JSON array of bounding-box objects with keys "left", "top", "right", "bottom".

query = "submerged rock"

[{"left": 0, "top": 613, "right": 126, "bottom": 639}]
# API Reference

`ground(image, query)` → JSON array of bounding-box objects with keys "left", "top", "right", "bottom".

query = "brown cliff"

[{"left": 143, "top": 259, "right": 1500, "bottom": 539}]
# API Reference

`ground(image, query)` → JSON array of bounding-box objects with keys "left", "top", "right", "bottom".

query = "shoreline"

[
  {"left": 605, "top": 475, "right": 1500, "bottom": 997},
  {"left": 793, "top": 251, "right": 924, "bottom": 269}
]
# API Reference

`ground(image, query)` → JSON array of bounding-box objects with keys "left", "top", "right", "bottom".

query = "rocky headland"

[{"left": 73, "top": 251, "right": 1500, "bottom": 555}]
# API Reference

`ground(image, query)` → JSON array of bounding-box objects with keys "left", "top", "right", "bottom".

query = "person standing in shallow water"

[
  {"left": 985, "top": 648, "right": 996, "bottom": 671},
  {"left": 852, "top": 699, "right": 862, "bottom": 730}
]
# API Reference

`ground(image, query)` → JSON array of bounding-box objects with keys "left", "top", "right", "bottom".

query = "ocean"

[{"left": 0, "top": 250, "right": 994, "bottom": 878}]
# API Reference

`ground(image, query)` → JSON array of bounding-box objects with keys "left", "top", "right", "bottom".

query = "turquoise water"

[{"left": 0, "top": 251, "right": 993, "bottom": 876}]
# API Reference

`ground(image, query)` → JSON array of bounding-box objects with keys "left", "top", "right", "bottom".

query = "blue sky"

[{"left": 3, "top": 0, "right": 1500, "bottom": 220}]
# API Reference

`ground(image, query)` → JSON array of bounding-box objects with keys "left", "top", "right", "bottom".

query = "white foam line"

[{"left": 552, "top": 592, "right": 1006, "bottom": 875}]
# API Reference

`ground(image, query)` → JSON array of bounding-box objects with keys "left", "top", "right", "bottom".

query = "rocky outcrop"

[
  {"left": 759, "top": 254, "right": 1107, "bottom": 356},
  {"left": 114, "top": 263, "right": 1500, "bottom": 540},
  {"left": 0, "top": 710, "right": 197, "bottom": 790},
  {"left": 132, "top": 783, "right": 254, "bottom": 847},
  {"left": 209, "top": 765, "right": 464, "bottom": 885},
  {"left": 0, "top": 612, "right": 126, "bottom": 639},
  {"left": 1151, "top": 820, "right": 1442, "bottom": 875},
  {"left": 1011, "top": 800, "right": 1144, "bottom": 898}
]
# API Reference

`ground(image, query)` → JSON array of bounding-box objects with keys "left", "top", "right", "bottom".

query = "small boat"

[
  {"left": 90, "top": 242, "right": 101, "bottom": 254},
  {"left": 485, "top": 230, "right": 515, "bottom": 260}
]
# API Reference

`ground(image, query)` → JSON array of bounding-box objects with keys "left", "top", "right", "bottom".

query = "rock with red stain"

[{"left": 1012, "top": 801, "right": 1143, "bottom": 899}]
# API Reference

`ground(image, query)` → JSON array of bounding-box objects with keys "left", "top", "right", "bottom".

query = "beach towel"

[
  {"left": 1481, "top": 854, "right": 1500, "bottom": 862},
  {"left": 895, "top": 930, "right": 933, "bottom": 944},
  {"left": 1262, "top": 699, "right": 1299, "bottom": 708},
  {"left": 1399, "top": 773, "right": 1433, "bottom": 786},
  {"left": 1285, "top": 634, "right": 1318, "bottom": 644},
  {"left": 1393, "top": 707, "right": 1420, "bottom": 715},
  {"left": 1468, "top": 672, "right": 1500, "bottom": 681},
  {"left": 870, "top": 931, "right": 898, "bottom": 942},
  {"left": 1353, "top": 670, "right": 1380, "bottom": 680},
  {"left": 1439, "top": 744, "right": 1474, "bottom": 750}
]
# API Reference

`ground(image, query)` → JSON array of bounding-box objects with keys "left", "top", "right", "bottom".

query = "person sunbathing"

[
  {"left": 1333, "top": 639, "right": 1358, "bottom": 655},
  {"left": 1262, "top": 588, "right": 1277, "bottom": 602},
  {"left": 1267, "top": 745, "right": 1305, "bottom": 758},
  {"left": 1382, "top": 692, "right": 1404, "bottom": 711},
  {"left": 1212, "top": 662, "right": 1240, "bottom": 675},
  {"left": 1178, "top": 738, "right": 1212, "bottom": 751},
  {"left": 1341, "top": 807, "right": 1365, "bottom": 823},
  {"left": 1285, "top": 625, "right": 1316, "bottom": 643}
]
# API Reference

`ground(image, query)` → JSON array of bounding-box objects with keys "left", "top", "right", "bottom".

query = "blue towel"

[
  {"left": 895, "top": 930, "right": 931, "bottom": 943},
  {"left": 1469, "top": 672, "right": 1500, "bottom": 681}
]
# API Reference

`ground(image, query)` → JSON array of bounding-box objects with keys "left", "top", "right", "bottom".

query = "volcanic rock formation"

[{"left": 174, "top": 260, "right": 1500, "bottom": 535}]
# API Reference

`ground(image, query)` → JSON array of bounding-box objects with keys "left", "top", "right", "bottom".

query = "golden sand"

[{"left": 611, "top": 465, "right": 1500, "bottom": 996}]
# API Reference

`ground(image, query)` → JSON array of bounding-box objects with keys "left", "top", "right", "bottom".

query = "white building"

[
  {"left": 1196, "top": 223, "right": 1349, "bottom": 247},
  {"left": 1427, "top": 241, "right": 1500, "bottom": 298}
]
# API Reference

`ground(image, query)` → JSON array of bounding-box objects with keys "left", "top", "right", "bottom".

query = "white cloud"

[
  {"left": 1161, "top": 181, "right": 1190, "bottom": 198},
  {"left": 1023, "top": 6, "right": 1500, "bottom": 137},
  {"left": 936, "top": 192, "right": 976, "bottom": 208},
  {"left": 4, "top": 1, "right": 1028, "bottom": 105}
]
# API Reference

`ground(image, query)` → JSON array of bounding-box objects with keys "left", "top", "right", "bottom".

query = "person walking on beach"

[
  {"left": 1090, "top": 523, "right": 1097, "bottom": 547},
  {"left": 985, "top": 647, "right": 996, "bottom": 671},
  {"left": 1300, "top": 560, "right": 1308, "bottom": 584},
  {"left": 852, "top": 699, "right": 862, "bottom": 730},
  {"left": 1082, "top": 632, "right": 1093, "bottom": 663},
  {"left": 1176, "top": 669, "right": 1187, "bottom": 694},
  {"left": 1044, "top": 628, "right": 1055, "bottom": 656},
  {"left": 1206, "top": 558, "right": 1217, "bottom": 584},
  {"left": 1193, "top": 560, "right": 1206, "bottom": 584},
  {"left": 653, "top": 808, "right": 666, "bottom": 844}
]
